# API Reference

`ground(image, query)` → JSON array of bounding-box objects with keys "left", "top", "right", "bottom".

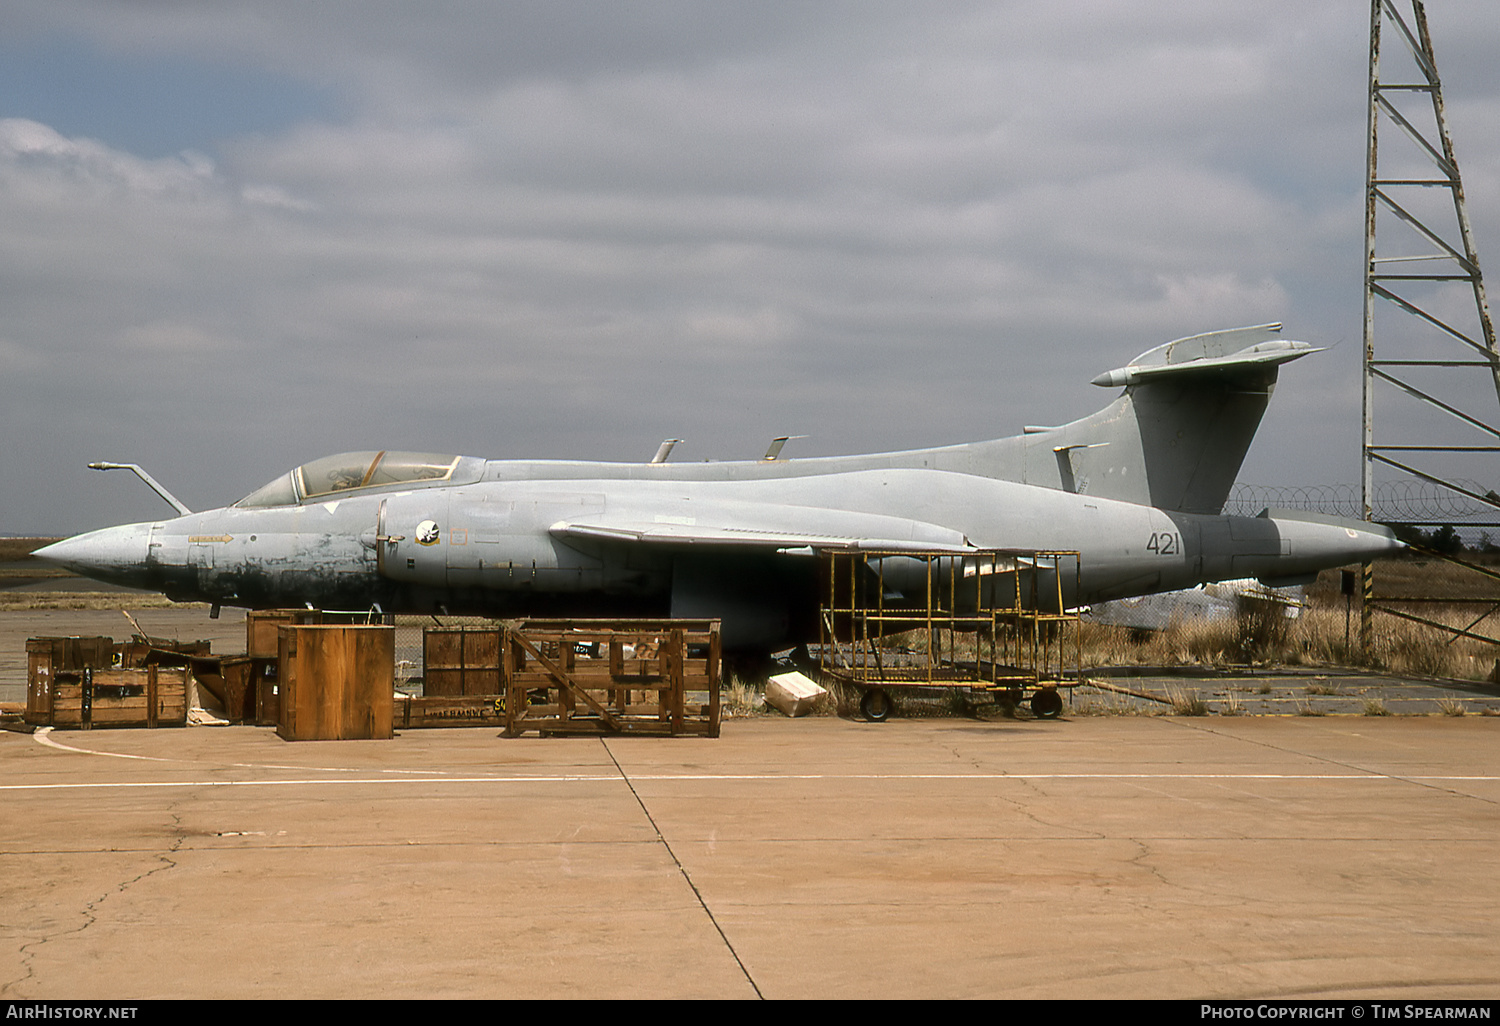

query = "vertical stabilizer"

[{"left": 1020, "top": 325, "right": 1320, "bottom": 514}]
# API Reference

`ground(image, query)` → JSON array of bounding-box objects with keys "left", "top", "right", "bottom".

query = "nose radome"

[{"left": 32, "top": 523, "right": 153, "bottom": 584}]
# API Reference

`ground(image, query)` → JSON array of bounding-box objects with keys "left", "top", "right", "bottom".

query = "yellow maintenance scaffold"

[{"left": 817, "top": 548, "right": 1081, "bottom": 721}]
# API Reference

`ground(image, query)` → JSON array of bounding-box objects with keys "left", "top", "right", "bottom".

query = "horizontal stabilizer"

[{"left": 1091, "top": 325, "right": 1320, "bottom": 388}]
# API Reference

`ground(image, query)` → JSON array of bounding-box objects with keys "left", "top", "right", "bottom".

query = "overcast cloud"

[{"left": 1, "top": 1, "right": 1497, "bottom": 534}]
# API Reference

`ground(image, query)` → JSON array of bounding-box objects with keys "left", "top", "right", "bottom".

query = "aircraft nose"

[{"left": 33, "top": 523, "right": 153, "bottom": 584}]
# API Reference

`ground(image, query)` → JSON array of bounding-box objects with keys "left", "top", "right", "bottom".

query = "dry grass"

[
  {"left": 1077, "top": 559, "right": 1500, "bottom": 683},
  {"left": 1166, "top": 686, "right": 1209, "bottom": 716},
  {"left": 1334, "top": 606, "right": 1500, "bottom": 681},
  {"left": 0, "top": 591, "right": 187, "bottom": 611},
  {"left": 1065, "top": 683, "right": 1170, "bottom": 716},
  {"left": 0, "top": 538, "right": 60, "bottom": 562},
  {"left": 723, "top": 675, "right": 774, "bottom": 718},
  {"left": 1081, "top": 602, "right": 1500, "bottom": 684},
  {"left": 1352, "top": 556, "right": 1500, "bottom": 603},
  {"left": 1437, "top": 698, "right": 1467, "bottom": 717}
]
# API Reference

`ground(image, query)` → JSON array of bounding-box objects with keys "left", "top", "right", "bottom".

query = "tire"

[
  {"left": 1030, "top": 688, "right": 1064, "bottom": 719},
  {"left": 860, "top": 688, "right": 893, "bottom": 722}
]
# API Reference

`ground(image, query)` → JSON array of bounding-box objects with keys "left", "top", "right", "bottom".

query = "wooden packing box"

[
  {"left": 188, "top": 657, "right": 229, "bottom": 716},
  {"left": 26, "top": 636, "right": 115, "bottom": 726},
  {"left": 276, "top": 625, "right": 394, "bottom": 741},
  {"left": 255, "top": 662, "right": 282, "bottom": 726},
  {"left": 422, "top": 627, "right": 502, "bottom": 697},
  {"left": 115, "top": 638, "right": 212, "bottom": 668},
  {"left": 45, "top": 666, "right": 188, "bottom": 730},
  {"left": 193, "top": 655, "right": 271, "bottom": 724},
  {"left": 394, "top": 695, "right": 508, "bottom": 729},
  {"left": 247, "top": 609, "right": 327, "bottom": 659},
  {"left": 503, "top": 620, "right": 720, "bottom": 738},
  {"left": 248, "top": 609, "right": 382, "bottom": 659}
]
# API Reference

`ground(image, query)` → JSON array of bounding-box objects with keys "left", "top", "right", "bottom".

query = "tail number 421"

[{"left": 1146, "top": 531, "right": 1181, "bottom": 556}]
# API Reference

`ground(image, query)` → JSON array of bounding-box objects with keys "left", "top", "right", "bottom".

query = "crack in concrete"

[
  {"left": 1163, "top": 718, "right": 1500, "bottom": 806},
  {"left": 1124, "top": 838, "right": 1173, "bottom": 890},
  {"left": 3, "top": 807, "right": 187, "bottom": 998},
  {"left": 599, "top": 738, "right": 764, "bottom": 1000}
]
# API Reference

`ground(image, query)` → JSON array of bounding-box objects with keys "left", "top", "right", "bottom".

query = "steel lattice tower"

[{"left": 1362, "top": 0, "right": 1500, "bottom": 648}]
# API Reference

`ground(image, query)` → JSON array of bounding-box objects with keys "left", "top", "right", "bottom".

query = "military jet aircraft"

[{"left": 36, "top": 324, "right": 1401, "bottom": 652}]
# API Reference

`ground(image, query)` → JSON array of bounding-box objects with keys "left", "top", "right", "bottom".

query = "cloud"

[
  {"left": 1, "top": 2, "right": 1498, "bottom": 534},
  {"left": 0, "top": 118, "right": 218, "bottom": 198},
  {"left": 0, "top": 338, "right": 46, "bottom": 374},
  {"left": 117, "top": 320, "right": 236, "bottom": 356}
]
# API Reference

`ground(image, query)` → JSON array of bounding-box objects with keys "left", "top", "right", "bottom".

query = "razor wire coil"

[{"left": 1227, "top": 480, "right": 1499, "bottom": 521}]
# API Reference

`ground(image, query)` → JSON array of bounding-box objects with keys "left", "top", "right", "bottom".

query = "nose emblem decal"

[{"left": 416, "top": 520, "right": 441, "bottom": 545}]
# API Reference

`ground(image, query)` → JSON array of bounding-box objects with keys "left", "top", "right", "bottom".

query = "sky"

[{"left": 2, "top": 0, "right": 1498, "bottom": 536}]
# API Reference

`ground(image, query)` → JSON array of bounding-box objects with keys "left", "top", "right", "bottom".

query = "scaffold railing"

[{"left": 816, "top": 549, "right": 1081, "bottom": 699}]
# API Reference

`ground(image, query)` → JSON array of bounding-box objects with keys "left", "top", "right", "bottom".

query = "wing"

[{"left": 548, "top": 502, "right": 972, "bottom": 554}]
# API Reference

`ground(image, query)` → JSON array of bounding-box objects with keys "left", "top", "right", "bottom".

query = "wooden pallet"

[
  {"left": 502, "top": 620, "right": 720, "bottom": 738},
  {"left": 394, "top": 694, "right": 508, "bottom": 729}
]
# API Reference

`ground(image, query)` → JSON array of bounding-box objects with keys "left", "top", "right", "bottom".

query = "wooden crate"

[
  {"left": 503, "top": 620, "right": 720, "bottom": 738},
  {"left": 194, "top": 655, "right": 268, "bottom": 724},
  {"left": 255, "top": 663, "right": 281, "bottom": 726},
  {"left": 46, "top": 666, "right": 188, "bottom": 730},
  {"left": 26, "top": 637, "right": 115, "bottom": 726},
  {"left": 247, "top": 609, "right": 326, "bottom": 658},
  {"left": 394, "top": 695, "right": 508, "bottom": 729},
  {"left": 276, "top": 626, "right": 394, "bottom": 741},
  {"left": 422, "top": 627, "right": 503, "bottom": 697},
  {"left": 248, "top": 609, "right": 380, "bottom": 658},
  {"left": 189, "top": 658, "right": 229, "bottom": 716},
  {"left": 116, "top": 638, "right": 212, "bottom": 668}
]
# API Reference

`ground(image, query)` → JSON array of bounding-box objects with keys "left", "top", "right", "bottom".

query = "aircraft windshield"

[
  {"left": 235, "top": 472, "right": 298, "bottom": 508},
  {"left": 235, "top": 451, "right": 463, "bottom": 507},
  {"left": 298, "top": 451, "right": 462, "bottom": 498}
]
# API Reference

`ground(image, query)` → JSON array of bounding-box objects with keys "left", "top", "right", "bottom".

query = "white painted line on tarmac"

[
  {"left": 633, "top": 773, "right": 1500, "bottom": 781},
  {"left": 2, "top": 771, "right": 1497, "bottom": 793},
  {"left": 30, "top": 726, "right": 450, "bottom": 775},
  {"left": 18, "top": 730, "right": 1498, "bottom": 791},
  {"left": 0, "top": 776, "right": 624, "bottom": 791},
  {"left": 32, "top": 726, "right": 173, "bottom": 761}
]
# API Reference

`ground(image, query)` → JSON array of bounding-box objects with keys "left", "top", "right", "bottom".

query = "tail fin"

[{"left": 1022, "top": 325, "right": 1320, "bottom": 514}]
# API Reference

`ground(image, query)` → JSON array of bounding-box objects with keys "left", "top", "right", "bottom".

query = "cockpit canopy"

[{"left": 235, "top": 451, "right": 470, "bottom": 508}]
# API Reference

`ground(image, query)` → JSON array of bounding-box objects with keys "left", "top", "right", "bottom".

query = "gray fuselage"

[{"left": 40, "top": 462, "right": 1401, "bottom": 650}]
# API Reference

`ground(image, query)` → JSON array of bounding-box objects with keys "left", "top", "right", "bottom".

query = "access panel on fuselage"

[
  {"left": 376, "top": 492, "right": 451, "bottom": 587},
  {"left": 376, "top": 489, "right": 614, "bottom": 595},
  {"left": 447, "top": 492, "right": 608, "bottom": 593}
]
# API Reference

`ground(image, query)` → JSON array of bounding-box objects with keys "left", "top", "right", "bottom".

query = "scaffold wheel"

[
  {"left": 1030, "top": 688, "right": 1063, "bottom": 719},
  {"left": 860, "top": 687, "right": 893, "bottom": 722}
]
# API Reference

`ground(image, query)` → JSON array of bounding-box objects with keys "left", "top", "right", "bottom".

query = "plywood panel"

[{"left": 277, "top": 626, "right": 394, "bottom": 741}]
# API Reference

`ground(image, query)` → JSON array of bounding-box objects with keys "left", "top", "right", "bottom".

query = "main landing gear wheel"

[
  {"left": 860, "top": 687, "right": 893, "bottom": 722},
  {"left": 1030, "top": 688, "right": 1064, "bottom": 719}
]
